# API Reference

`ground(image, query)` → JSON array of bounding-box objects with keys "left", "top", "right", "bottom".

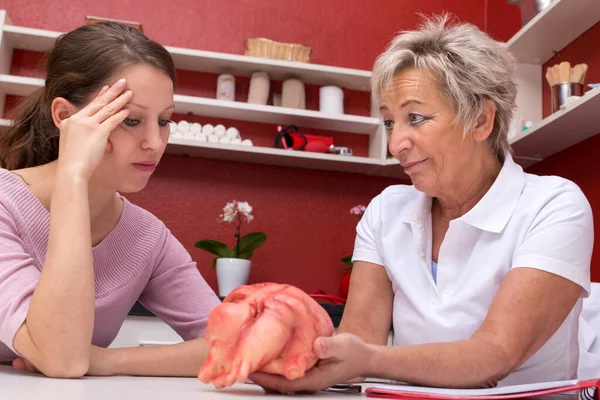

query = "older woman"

[{"left": 251, "top": 15, "right": 594, "bottom": 391}]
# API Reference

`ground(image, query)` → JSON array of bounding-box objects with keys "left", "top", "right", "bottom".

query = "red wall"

[{"left": 7, "top": 1, "right": 595, "bottom": 294}]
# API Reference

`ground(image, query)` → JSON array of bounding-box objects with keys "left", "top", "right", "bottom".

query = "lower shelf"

[
  {"left": 0, "top": 119, "right": 408, "bottom": 178},
  {"left": 510, "top": 86, "right": 600, "bottom": 163},
  {"left": 167, "top": 137, "right": 408, "bottom": 178}
]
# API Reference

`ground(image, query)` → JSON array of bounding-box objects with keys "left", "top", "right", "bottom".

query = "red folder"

[{"left": 366, "top": 379, "right": 600, "bottom": 399}]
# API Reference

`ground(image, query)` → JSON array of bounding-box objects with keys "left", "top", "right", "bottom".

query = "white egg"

[
  {"left": 177, "top": 120, "right": 190, "bottom": 133},
  {"left": 214, "top": 124, "right": 226, "bottom": 137},
  {"left": 226, "top": 127, "right": 240, "bottom": 139},
  {"left": 202, "top": 124, "right": 215, "bottom": 135},
  {"left": 190, "top": 122, "right": 202, "bottom": 134}
]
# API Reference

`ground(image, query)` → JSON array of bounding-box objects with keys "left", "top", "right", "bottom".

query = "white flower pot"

[{"left": 216, "top": 258, "right": 251, "bottom": 297}]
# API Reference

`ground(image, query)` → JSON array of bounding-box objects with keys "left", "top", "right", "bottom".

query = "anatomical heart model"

[{"left": 198, "top": 282, "right": 334, "bottom": 388}]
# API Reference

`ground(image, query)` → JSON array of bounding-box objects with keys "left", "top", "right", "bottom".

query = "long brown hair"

[{"left": 0, "top": 22, "right": 176, "bottom": 170}]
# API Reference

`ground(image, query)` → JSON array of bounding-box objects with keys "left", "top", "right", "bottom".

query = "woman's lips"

[
  {"left": 132, "top": 162, "right": 157, "bottom": 172},
  {"left": 401, "top": 159, "right": 427, "bottom": 172}
]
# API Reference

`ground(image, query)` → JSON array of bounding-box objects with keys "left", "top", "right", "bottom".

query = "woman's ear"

[
  {"left": 50, "top": 97, "right": 78, "bottom": 128},
  {"left": 472, "top": 99, "right": 497, "bottom": 142}
]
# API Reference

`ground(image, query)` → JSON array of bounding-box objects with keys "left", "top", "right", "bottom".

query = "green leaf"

[
  {"left": 238, "top": 232, "right": 266, "bottom": 254},
  {"left": 211, "top": 257, "right": 218, "bottom": 269},
  {"left": 237, "top": 251, "right": 253, "bottom": 260},
  {"left": 195, "top": 240, "right": 232, "bottom": 258},
  {"left": 341, "top": 254, "right": 353, "bottom": 268}
]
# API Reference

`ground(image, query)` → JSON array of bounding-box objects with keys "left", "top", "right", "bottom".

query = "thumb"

[
  {"left": 314, "top": 335, "right": 346, "bottom": 359},
  {"left": 12, "top": 357, "right": 38, "bottom": 373},
  {"left": 12, "top": 357, "right": 26, "bottom": 371}
]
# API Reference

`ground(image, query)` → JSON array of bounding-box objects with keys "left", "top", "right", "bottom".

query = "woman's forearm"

[
  {"left": 367, "top": 338, "right": 514, "bottom": 388},
  {"left": 99, "top": 339, "right": 210, "bottom": 377},
  {"left": 14, "top": 173, "right": 95, "bottom": 377}
]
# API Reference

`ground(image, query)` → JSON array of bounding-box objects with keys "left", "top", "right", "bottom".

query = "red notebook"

[{"left": 366, "top": 378, "right": 600, "bottom": 399}]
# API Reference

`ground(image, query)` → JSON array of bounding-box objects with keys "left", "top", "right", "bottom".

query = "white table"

[{"left": 0, "top": 365, "right": 364, "bottom": 399}]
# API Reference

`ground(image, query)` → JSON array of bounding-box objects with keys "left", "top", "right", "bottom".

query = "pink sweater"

[{"left": 0, "top": 168, "right": 221, "bottom": 362}]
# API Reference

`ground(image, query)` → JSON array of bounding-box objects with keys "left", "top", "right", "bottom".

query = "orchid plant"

[
  {"left": 341, "top": 205, "right": 366, "bottom": 272},
  {"left": 195, "top": 201, "right": 267, "bottom": 268}
]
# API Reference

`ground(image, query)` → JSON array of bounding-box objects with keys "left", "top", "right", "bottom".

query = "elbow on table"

[
  {"left": 33, "top": 350, "right": 90, "bottom": 379},
  {"left": 478, "top": 343, "right": 521, "bottom": 388},
  {"left": 13, "top": 324, "right": 90, "bottom": 378}
]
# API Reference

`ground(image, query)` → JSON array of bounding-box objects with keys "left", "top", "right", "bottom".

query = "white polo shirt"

[{"left": 352, "top": 153, "right": 594, "bottom": 385}]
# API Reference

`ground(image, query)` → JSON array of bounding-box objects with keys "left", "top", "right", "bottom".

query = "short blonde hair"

[{"left": 372, "top": 14, "right": 517, "bottom": 159}]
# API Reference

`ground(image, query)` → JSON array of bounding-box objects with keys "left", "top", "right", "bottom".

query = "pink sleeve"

[
  {"left": 0, "top": 204, "right": 39, "bottom": 356},
  {"left": 139, "top": 227, "right": 220, "bottom": 340}
]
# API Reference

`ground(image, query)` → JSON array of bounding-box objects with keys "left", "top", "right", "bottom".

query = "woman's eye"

[
  {"left": 123, "top": 118, "right": 140, "bottom": 127},
  {"left": 383, "top": 120, "right": 395, "bottom": 131},
  {"left": 159, "top": 119, "right": 173, "bottom": 127},
  {"left": 409, "top": 113, "right": 428, "bottom": 126}
]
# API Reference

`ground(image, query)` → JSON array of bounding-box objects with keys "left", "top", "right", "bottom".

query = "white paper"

[{"left": 372, "top": 379, "right": 580, "bottom": 397}]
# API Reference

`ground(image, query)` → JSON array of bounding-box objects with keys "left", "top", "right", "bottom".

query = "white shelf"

[
  {"left": 0, "top": 74, "right": 43, "bottom": 96},
  {"left": 506, "top": 0, "right": 600, "bottom": 65},
  {"left": 510, "top": 86, "right": 600, "bottom": 160},
  {"left": 166, "top": 137, "right": 385, "bottom": 175},
  {"left": 2, "top": 24, "right": 371, "bottom": 91},
  {"left": 0, "top": 74, "right": 379, "bottom": 135},
  {"left": 0, "top": 117, "right": 404, "bottom": 177}
]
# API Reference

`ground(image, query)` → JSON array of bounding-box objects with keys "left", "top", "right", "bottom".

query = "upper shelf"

[
  {"left": 510, "top": 86, "right": 600, "bottom": 160},
  {"left": 506, "top": 0, "right": 600, "bottom": 65},
  {"left": 2, "top": 24, "right": 372, "bottom": 91},
  {"left": 0, "top": 74, "right": 380, "bottom": 135}
]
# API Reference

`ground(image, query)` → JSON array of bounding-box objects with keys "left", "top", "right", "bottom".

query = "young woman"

[{"left": 0, "top": 22, "right": 221, "bottom": 378}]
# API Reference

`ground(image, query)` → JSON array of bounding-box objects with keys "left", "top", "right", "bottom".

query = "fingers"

[
  {"left": 80, "top": 78, "right": 127, "bottom": 118},
  {"left": 92, "top": 89, "right": 132, "bottom": 125},
  {"left": 12, "top": 357, "right": 38, "bottom": 373},
  {"left": 101, "top": 108, "right": 131, "bottom": 134},
  {"left": 96, "top": 85, "right": 109, "bottom": 97},
  {"left": 12, "top": 358, "right": 26, "bottom": 371},
  {"left": 249, "top": 371, "right": 323, "bottom": 394}
]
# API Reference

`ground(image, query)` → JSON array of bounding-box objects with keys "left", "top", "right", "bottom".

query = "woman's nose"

[
  {"left": 142, "top": 124, "right": 166, "bottom": 151},
  {"left": 387, "top": 126, "right": 413, "bottom": 156}
]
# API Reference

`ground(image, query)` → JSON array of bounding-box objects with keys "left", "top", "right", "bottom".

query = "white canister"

[
  {"left": 281, "top": 79, "right": 305, "bottom": 109},
  {"left": 247, "top": 71, "right": 270, "bottom": 105},
  {"left": 217, "top": 74, "right": 235, "bottom": 101},
  {"left": 319, "top": 86, "right": 344, "bottom": 114}
]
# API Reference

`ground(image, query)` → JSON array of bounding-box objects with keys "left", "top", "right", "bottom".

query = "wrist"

[
  {"left": 55, "top": 164, "right": 91, "bottom": 185},
  {"left": 363, "top": 343, "right": 380, "bottom": 378},
  {"left": 52, "top": 170, "right": 89, "bottom": 193},
  {"left": 89, "top": 346, "right": 122, "bottom": 376},
  {"left": 106, "top": 347, "right": 125, "bottom": 376}
]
